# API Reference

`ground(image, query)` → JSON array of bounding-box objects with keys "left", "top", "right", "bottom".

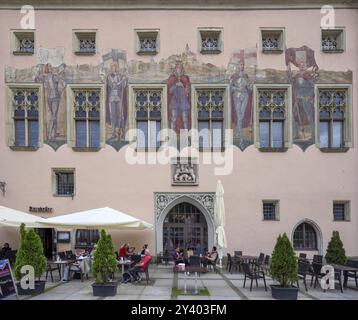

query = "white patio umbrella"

[
  {"left": 40, "top": 207, "right": 153, "bottom": 230},
  {"left": 0, "top": 205, "right": 48, "bottom": 228},
  {"left": 214, "top": 180, "right": 227, "bottom": 268}
]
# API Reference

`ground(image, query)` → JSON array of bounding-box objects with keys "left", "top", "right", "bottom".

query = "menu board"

[{"left": 0, "top": 259, "right": 17, "bottom": 300}]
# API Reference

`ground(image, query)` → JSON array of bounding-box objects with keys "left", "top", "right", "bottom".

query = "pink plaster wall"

[{"left": 0, "top": 8, "right": 357, "bottom": 257}]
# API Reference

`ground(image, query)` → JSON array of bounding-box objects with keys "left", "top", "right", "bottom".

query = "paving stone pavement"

[{"left": 20, "top": 264, "right": 358, "bottom": 300}]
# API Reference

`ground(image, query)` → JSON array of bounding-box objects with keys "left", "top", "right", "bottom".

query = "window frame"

[
  {"left": 293, "top": 222, "right": 318, "bottom": 251},
  {"left": 333, "top": 200, "right": 350, "bottom": 222},
  {"left": 11, "top": 29, "right": 35, "bottom": 55},
  {"left": 315, "top": 84, "right": 353, "bottom": 151},
  {"left": 66, "top": 84, "right": 105, "bottom": 150},
  {"left": 75, "top": 229, "right": 99, "bottom": 249},
  {"left": 72, "top": 29, "right": 97, "bottom": 56},
  {"left": 253, "top": 84, "right": 292, "bottom": 150},
  {"left": 198, "top": 27, "right": 224, "bottom": 54},
  {"left": 6, "top": 83, "right": 44, "bottom": 150},
  {"left": 262, "top": 200, "right": 280, "bottom": 221},
  {"left": 192, "top": 84, "right": 230, "bottom": 152},
  {"left": 52, "top": 168, "right": 75, "bottom": 197},
  {"left": 135, "top": 29, "right": 160, "bottom": 55},
  {"left": 128, "top": 84, "right": 167, "bottom": 151},
  {"left": 260, "top": 27, "right": 285, "bottom": 54},
  {"left": 321, "top": 27, "right": 345, "bottom": 53}
]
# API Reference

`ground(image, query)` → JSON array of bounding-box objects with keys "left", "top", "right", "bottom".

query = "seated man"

[
  {"left": 128, "top": 249, "right": 151, "bottom": 282},
  {"left": 203, "top": 246, "right": 218, "bottom": 268},
  {"left": 1, "top": 243, "right": 11, "bottom": 254}
]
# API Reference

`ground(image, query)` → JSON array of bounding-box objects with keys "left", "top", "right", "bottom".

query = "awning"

[
  {"left": 40, "top": 207, "right": 153, "bottom": 230},
  {"left": 0, "top": 205, "right": 47, "bottom": 228}
]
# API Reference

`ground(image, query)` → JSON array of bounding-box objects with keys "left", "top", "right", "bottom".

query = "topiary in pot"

[
  {"left": 92, "top": 229, "right": 118, "bottom": 297},
  {"left": 14, "top": 223, "right": 47, "bottom": 295},
  {"left": 269, "top": 233, "right": 298, "bottom": 300},
  {"left": 325, "top": 231, "right": 347, "bottom": 265}
]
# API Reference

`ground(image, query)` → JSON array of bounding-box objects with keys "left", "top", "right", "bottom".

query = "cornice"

[{"left": 0, "top": 0, "right": 357, "bottom": 10}]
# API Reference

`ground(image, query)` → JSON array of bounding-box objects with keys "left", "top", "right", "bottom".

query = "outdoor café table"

[
  {"left": 330, "top": 264, "right": 358, "bottom": 288},
  {"left": 174, "top": 266, "right": 207, "bottom": 295},
  {"left": 117, "top": 259, "right": 133, "bottom": 274},
  {"left": 52, "top": 260, "right": 75, "bottom": 281}
]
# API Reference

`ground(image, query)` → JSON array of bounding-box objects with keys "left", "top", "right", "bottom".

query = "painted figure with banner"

[{"left": 286, "top": 45, "right": 319, "bottom": 148}]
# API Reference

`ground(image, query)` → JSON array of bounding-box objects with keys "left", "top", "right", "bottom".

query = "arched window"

[
  {"left": 293, "top": 223, "right": 317, "bottom": 250},
  {"left": 75, "top": 229, "right": 99, "bottom": 249}
]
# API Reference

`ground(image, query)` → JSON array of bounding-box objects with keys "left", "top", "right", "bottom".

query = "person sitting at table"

[
  {"left": 1, "top": 243, "right": 11, "bottom": 254},
  {"left": 173, "top": 247, "right": 184, "bottom": 265},
  {"left": 203, "top": 246, "right": 218, "bottom": 268},
  {"left": 127, "top": 249, "right": 151, "bottom": 282},
  {"left": 119, "top": 243, "right": 133, "bottom": 259},
  {"left": 141, "top": 244, "right": 148, "bottom": 255}
]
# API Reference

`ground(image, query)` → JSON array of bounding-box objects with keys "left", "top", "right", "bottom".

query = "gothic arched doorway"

[{"left": 162, "top": 202, "right": 208, "bottom": 256}]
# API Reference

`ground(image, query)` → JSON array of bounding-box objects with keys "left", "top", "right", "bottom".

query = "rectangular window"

[
  {"left": 53, "top": 169, "right": 75, "bottom": 196},
  {"left": 198, "top": 28, "right": 223, "bottom": 54},
  {"left": 263, "top": 201, "right": 279, "bottom": 221},
  {"left": 333, "top": 201, "right": 350, "bottom": 221},
  {"left": 12, "top": 30, "right": 35, "bottom": 55},
  {"left": 319, "top": 89, "right": 346, "bottom": 149},
  {"left": 197, "top": 89, "right": 225, "bottom": 151},
  {"left": 73, "top": 89, "right": 101, "bottom": 148},
  {"left": 135, "top": 29, "right": 159, "bottom": 55},
  {"left": 261, "top": 28, "right": 285, "bottom": 53},
  {"left": 12, "top": 89, "right": 39, "bottom": 147},
  {"left": 134, "top": 89, "right": 162, "bottom": 150},
  {"left": 321, "top": 28, "right": 345, "bottom": 53},
  {"left": 258, "top": 89, "right": 286, "bottom": 149},
  {"left": 73, "top": 30, "right": 96, "bottom": 55}
]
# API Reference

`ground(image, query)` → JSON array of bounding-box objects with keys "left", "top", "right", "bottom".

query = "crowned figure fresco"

[{"left": 167, "top": 59, "right": 191, "bottom": 135}]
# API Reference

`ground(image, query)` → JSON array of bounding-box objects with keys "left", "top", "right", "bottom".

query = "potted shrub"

[
  {"left": 325, "top": 231, "right": 347, "bottom": 265},
  {"left": 14, "top": 224, "right": 47, "bottom": 295},
  {"left": 270, "top": 233, "right": 298, "bottom": 300},
  {"left": 92, "top": 229, "right": 118, "bottom": 297}
]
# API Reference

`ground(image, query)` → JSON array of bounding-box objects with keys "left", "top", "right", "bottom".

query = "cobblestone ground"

[{"left": 17, "top": 264, "right": 358, "bottom": 300}]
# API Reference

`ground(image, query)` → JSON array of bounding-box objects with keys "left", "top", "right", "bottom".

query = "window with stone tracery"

[
  {"left": 73, "top": 30, "right": 96, "bottom": 55},
  {"left": 136, "top": 30, "right": 159, "bottom": 55},
  {"left": 258, "top": 89, "right": 286, "bottom": 148},
  {"left": 261, "top": 28, "right": 284, "bottom": 53},
  {"left": 319, "top": 89, "right": 347, "bottom": 148},
  {"left": 12, "top": 88, "right": 39, "bottom": 147},
  {"left": 198, "top": 28, "right": 223, "bottom": 54},
  {"left": 73, "top": 89, "right": 101, "bottom": 148},
  {"left": 135, "top": 89, "right": 162, "bottom": 149},
  {"left": 196, "top": 88, "right": 224, "bottom": 150},
  {"left": 12, "top": 30, "right": 35, "bottom": 55},
  {"left": 321, "top": 28, "right": 344, "bottom": 53}
]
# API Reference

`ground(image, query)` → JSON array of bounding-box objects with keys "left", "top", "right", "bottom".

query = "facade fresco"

[
  {"left": 4, "top": 45, "right": 352, "bottom": 152},
  {"left": 286, "top": 46, "right": 319, "bottom": 150},
  {"left": 228, "top": 48, "right": 257, "bottom": 150},
  {"left": 101, "top": 49, "right": 128, "bottom": 150},
  {"left": 167, "top": 59, "right": 191, "bottom": 134}
]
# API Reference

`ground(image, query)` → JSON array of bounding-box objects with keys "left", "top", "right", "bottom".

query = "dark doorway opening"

[{"left": 35, "top": 228, "right": 55, "bottom": 259}]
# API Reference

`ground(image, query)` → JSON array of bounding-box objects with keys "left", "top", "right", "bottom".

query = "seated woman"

[
  {"left": 203, "top": 246, "right": 218, "bottom": 268},
  {"left": 118, "top": 243, "right": 134, "bottom": 259},
  {"left": 173, "top": 247, "right": 184, "bottom": 265}
]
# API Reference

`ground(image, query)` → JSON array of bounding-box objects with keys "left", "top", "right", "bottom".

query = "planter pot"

[
  {"left": 16, "top": 280, "right": 46, "bottom": 296},
  {"left": 92, "top": 282, "right": 118, "bottom": 297},
  {"left": 270, "top": 285, "right": 298, "bottom": 300}
]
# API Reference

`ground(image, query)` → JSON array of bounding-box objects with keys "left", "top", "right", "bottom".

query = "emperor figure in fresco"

[
  {"left": 286, "top": 46, "right": 319, "bottom": 148},
  {"left": 35, "top": 63, "right": 66, "bottom": 141},
  {"left": 106, "top": 62, "right": 128, "bottom": 140},
  {"left": 230, "top": 51, "right": 254, "bottom": 151},
  {"left": 167, "top": 60, "right": 191, "bottom": 134}
]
